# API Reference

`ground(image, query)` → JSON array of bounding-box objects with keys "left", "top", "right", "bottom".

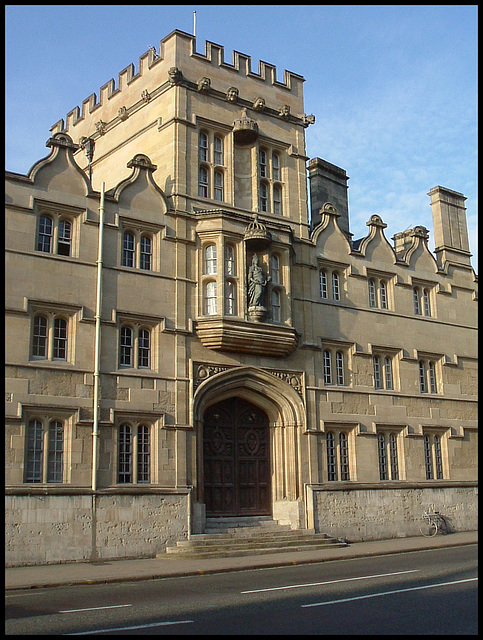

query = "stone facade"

[{"left": 5, "top": 30, "right": 477, "bottom": 566}]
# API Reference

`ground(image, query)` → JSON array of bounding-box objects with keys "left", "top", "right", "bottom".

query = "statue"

[{"left": 248, "top": 253, "right": 270, "bottom": 309}]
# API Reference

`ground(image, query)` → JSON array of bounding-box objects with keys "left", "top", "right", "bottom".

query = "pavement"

[{"left": 5, "top": 530, "right": 477, "bottom": 591}]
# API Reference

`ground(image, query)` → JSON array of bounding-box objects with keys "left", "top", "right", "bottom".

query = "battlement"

[{"left": 51, "top": 29, "right": 305, "bottom": 134}]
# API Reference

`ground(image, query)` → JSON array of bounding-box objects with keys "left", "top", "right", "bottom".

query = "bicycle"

[{"left": 419, "top": 510, "right": 448, "bottom": 537}]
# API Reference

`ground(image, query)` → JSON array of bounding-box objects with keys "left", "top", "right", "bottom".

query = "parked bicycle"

[{"left": 419, "top": 510, "right": 448, "bottom": 537}]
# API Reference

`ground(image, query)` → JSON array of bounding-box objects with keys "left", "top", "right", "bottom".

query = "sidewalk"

[{"left": 5, "top": 531, "right": 477, "bottom": 591}]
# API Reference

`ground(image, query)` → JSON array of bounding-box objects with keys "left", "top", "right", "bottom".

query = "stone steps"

[{"left": 161, "top": 516, "right": 348, "bottom": 559}]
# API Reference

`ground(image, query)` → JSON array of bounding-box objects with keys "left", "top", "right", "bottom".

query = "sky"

[{"left": 5, "top": 5, "right": 478, "bottom": 269}]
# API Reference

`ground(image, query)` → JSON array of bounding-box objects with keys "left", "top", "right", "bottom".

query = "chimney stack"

[
  {"left": 308, "top": 158, "right": 350, "bottom": 237},
  {"left": 428, "top": 186, "right": 472, "bottom": 268}
]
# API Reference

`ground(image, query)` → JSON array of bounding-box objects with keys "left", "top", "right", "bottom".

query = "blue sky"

[{"left": 5, "top": 5, "right": 478, "bottom": 268}]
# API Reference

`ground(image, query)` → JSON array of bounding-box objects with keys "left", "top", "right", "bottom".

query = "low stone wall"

[
  {"left": 5, "top": 491, "right": 190, "bottom": 567},
  {"left": 310, "top": 483, "right": 478, "bottom": 542}
]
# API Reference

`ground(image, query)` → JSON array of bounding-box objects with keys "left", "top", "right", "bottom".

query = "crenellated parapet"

[{"left": 50, "top": 29, "right": 309, "bottom": 136}]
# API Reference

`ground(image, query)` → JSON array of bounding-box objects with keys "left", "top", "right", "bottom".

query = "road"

[{"left": 5, "top": 544, "right": 477, "bottom": 635}]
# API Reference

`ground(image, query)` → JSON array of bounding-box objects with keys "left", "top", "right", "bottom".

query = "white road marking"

[
  {"left": 64, "top": 620, "right": 194, "bottom": 634},
  {"left": 301, "top": 577, "right": 478, "bottom": 608},
  {"left": 241, "top": 569, "right": 419, "bottom": 594},
  {"left": 60, "top": 604, "right": 132, "bottom": 613}
]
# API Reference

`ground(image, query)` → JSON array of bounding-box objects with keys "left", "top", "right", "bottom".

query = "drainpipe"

[{"left": 92, "top": 182, "right": 105, "bottom": 492}]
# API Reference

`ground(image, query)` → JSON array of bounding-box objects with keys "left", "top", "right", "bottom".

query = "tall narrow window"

[
  {"left": 214, "top": 136, "right": 223, "bottom": 165},
  {"left": 26, "top": 419, "right": 43, "bottom": 483},
  {"left": 205, "top": 244, "right": 217, "bottom": 275},
  {"left": 198, "top": 166, "right": 209, "bottom": 198},
  {"left": 369, "top": 279, "right": 377, "bottom": 307},
  {"left": 272, "top": 153, "right": 280, "bottom": 180},
  {"left": 33, "top": 315, "right": 48, "bottom": 358},
  {"left": 140, "top": 235, "right": 152, "bottom": 270},
  {"left": 273, "top": 185, "right": 282, "bottom": 215},
  {"left": 225, "top": 245, "right": 235, "bottom": 276},
  {"left": 373, "top": 356, "right": 382, "bottom": 389},
  {"left": 205, "top": 281, "right": 217, "bottom": 315},
  {"left": 326, "top": 432, "right": 337, "bottom": 481},
  {"left": 271, "top": 254, "right": 280, "bottom": 284},
  {"left": 37, "top": 215, "right": 53, "bottom": 253},
  {"left": 214, "top": 170, "right": 224, "bottom": 201},
  {"left": 419, "top": 360, "right": 427, "bottom": 393},
  {"left": 428, "top": 361, "right": 437, "bottom": 394},
  {"left": 336, "top": 351, "right": 345, "bottom": 386},
  {"left": 380, "top": 281, "right": 388, "bottom": 309},
  {"left": 423, "top": 289, "right": 431, "bottom": 317},
  {"left": 424, "top": 434, "right": 433, "bottom": 479},
  {"left": 378, "top": 433, "right": 388, "bottom": 480},
  {"left": 225, "top": 281, "right": 236, "bottom": 315},
  {"left": 323, "top": 350, "right": 332, "bottom": 385},
  {"left": 413, "top": 287, "right": 421, "bottom": 315},
  {"left": 53, "top": 318, "right": 68, "bottom": 360},
  {"left": 272, "top": 289, "right": 281, "bottom": 323},
  {"left": 120, "top": 326, "right": 134, "bottom": 367},
  {"left": 339, "top": 432, "right": 350, "bottom": 481},
  {"left": 199, "top": 132, "right": 209, "bottom": 162},
  {"left": 57, "top": 219, "right": 72, "bottom": 256},
  {"left": 122, "top": 232, "right": 135, "bottom": 267},
  {"left": 259, "top": 182, "right": 268, "bottom": 211},
  {"left": 389, "top": 433, "right": 399, "bottom": 480},
  {"left": 384, "top": 356, "right": 393, "bottom": 390},
  {"left": 137, "top": 425, "right": 151, "bottom": 484},
  {"left": 259, "top": 149, "right": 267, "bottom": 177},
  {"left": 434, "top": 435, "right": 443, "bottom": 479},
  {"left": 320, "top": 269, "right": 328, "bottom": 299},
  {"left": 138, "top": 328, "right": 151, "bottom": 368},
  {"left": 332, "top": 272, "right": 340, "bottom": 301},
  {"left": 118, "top": 424, "right": 133, "bottom": 483},
  {"left": 47, "top": 420, "right": 64, "bottom": 483}
]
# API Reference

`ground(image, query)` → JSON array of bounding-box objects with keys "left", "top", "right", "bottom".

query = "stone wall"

[
  {"left": 311, "top": 484, "right": 478, "bottom": 542},
  {"left": 5, "top": 491, "right": 189, "bottom": 567}
]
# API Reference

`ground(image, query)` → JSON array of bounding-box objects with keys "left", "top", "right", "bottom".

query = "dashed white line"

[
  {"left": 64, "top": 620, "right": 194, "bottom": 634},
  {"left": 241, "top": 569, "right": 419, "bottom": 594},
  {"left": 60, "top": 604, "right": 132, "bottom": 614},
  {"left": 301, "top": 577, "right": 478, "bottom": 608}
]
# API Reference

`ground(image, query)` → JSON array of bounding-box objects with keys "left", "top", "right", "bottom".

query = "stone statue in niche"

[{"left": 248, "top": 253, "right": 270, "bottom": 311}]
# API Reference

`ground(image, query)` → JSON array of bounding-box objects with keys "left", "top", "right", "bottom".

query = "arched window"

[
  {"left": 419, "top": 360, "right": 427, "bottom": 393},
  {"left": 140, "top": 235, "right": 152, "bottom": 270},
  {"left": 336, "top": 351, "right": 345, "bottom": 386},
  {"left": 423, "top": 288, "right": 431, "bottom": 316},
  {"left": 319, "top": 269, "right": 328, "bottom": 299},
  {"left": 339, "top": 432, "right": 350, "bottom": 480},
  {"left": 259, "top": 149, "right": 267, "bottom": 177},
  {"left": 122, "top": 231, "right": 135, "bottom": 267},
  {"left": 270, "top": 254, "right": 280, "bottom": 284},
  {"left": 214, "top": 136, "right": 223, "bottom": 165},
  {"left": 272, "top": 289, "right": 281, "bottom": 322},
  {"left": 204, "top": 244, "right": 217, "bottom": 275},
  {"left": 259, "top": 182, "right": 268, "bottom": 211},
  {"left": 26, "top": 419, "right": 44, "bottom": 483},
  {"left": 198, "top": 166, "right": 209, "bottom": 198},
  {"left": 332, "top": 272, "right": 340, "bottom": 301},
  {"left": 137, "top": 424, "right": 151, "bottom": 484},
  {"left": 37, "top": 215, "right": 53, "bottom": 253},
  {"left": 118, "top": 424, "right": 133, "bottom": 483},
  {"left": 225, "top": 245, "right": 235, "bottom": 276},
  {"left": 205, "top": 281, "right": 217, "bottom": 315},
  {"left": 47, "top": 420, "right": 64, "bottom": 483},
  {"left": 57, "top": 219, "right": 72, "bottom": 256},
  {"left": 225, "top": 281, "right": 236, "bottom": 315},
  {"left": 428, "top": 361, "right": 437, "bottom": 393},
  {"left": 380, "top": 280, "right": 388, "bottom": 309},
  {"left": 199, "top": 132, "right": 209, "bottom": 162},
  {"left": 326, "top": 431, "right": 337, "bottom": 481},
  {"left": 368, "top": 278, "right": 377, "bottom": 307},
  {"left": 323, "top": 350, "right": 332, "bottom": 384},
  {"left": 384, "top": 356, "right": 393, "bottom": 390},
  {"left": 273, "top": 185, "right": 282, "bottom": 215},
  {"left": 413, "top": 287, "right": 421, "bottom": 315},
  {"left": 272, "top": 153, "right": 280, "bottom": 180},
  {"left": 373, "top": 355, "right": 382, "bottom": 389},
  {"left": 214, "top": 170, "right": 224, "bottom": 201},
  {"left": 25, "top": 418, "right": 64, "bottom": 484},
  {"left": 120, "top": 326, "right": 134, "bottom": 367}
]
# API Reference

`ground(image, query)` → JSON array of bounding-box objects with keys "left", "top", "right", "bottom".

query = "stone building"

[{"left": 5, "top": 30, "right": 477, "bottom": 566}]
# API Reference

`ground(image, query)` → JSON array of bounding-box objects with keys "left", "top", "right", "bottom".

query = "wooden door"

[{"left": 203, "top": 397, "right": 271, "bottom": 516}]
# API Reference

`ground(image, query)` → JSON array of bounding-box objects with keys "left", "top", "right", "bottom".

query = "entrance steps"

[{"left": 161, "top": 516, "right": 348, "bottom": 559}]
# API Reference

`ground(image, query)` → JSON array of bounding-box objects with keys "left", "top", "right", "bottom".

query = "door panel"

[{"left": 203, "top": 397, "right": 271, "bottom": 516}]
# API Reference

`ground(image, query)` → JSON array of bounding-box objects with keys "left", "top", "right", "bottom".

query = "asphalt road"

[{"left": 5, "top": 544, "right": 477, "bottom": 635}]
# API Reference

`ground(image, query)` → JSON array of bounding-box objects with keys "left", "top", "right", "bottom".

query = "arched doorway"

[{"left": 203, "top": 397, "right": 271, "bottom": 516}]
